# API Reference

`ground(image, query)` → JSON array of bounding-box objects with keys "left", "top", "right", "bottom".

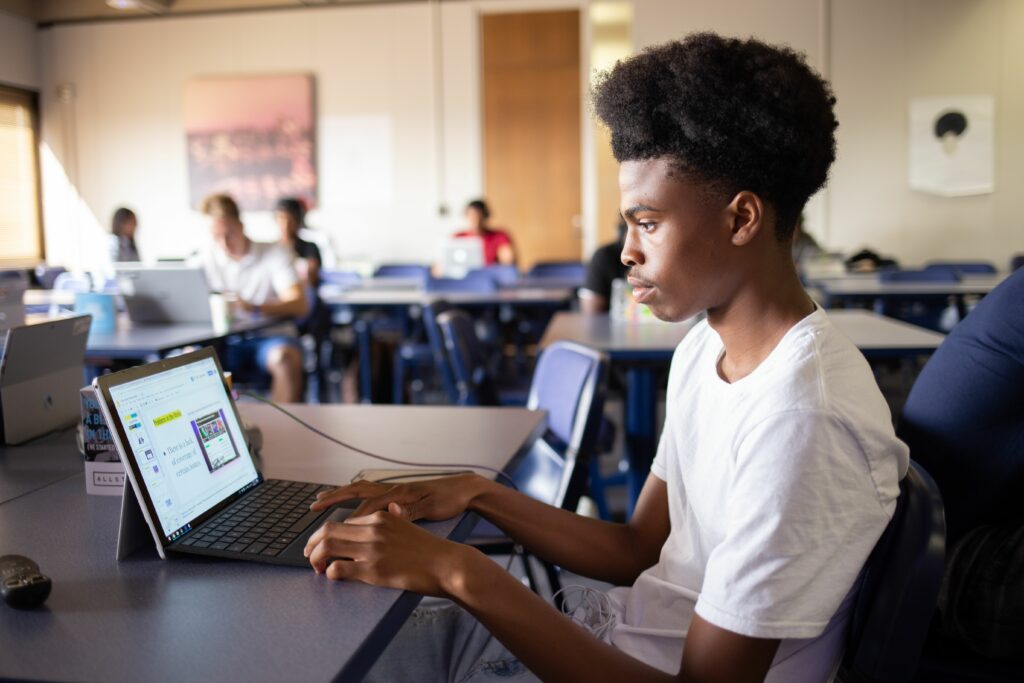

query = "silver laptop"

[
  {"left": 440, "top": 237, "right": 485, "bottom": 278},
  {"left": 93, "top": 347, "right": 356, "bottom": 565},
  {"left": 115, "top": 266, "right": 213, "bottom": 324},
  {"left": 0, "top": 315, "right": 92, "bottom": 445}
]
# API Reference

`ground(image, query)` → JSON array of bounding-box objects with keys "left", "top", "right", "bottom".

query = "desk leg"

[{"left": 624, "top": 367, "right": 657, "bottom": 518}]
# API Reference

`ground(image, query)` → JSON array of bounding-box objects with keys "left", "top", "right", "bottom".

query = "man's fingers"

[
  {"left": 311, "top": 482, "right": 392, "bottom": 511},
  {"left": 307, "top": 536, "right": 363, "bottom": 573},
  {"left": 325, "top": 559, "right": 369, "bottom": 583},
  {"left": 303, "top": 519, "right": 372, "bottom": 558},
  {"left": 389, "top": 501, "right": 420, "bottom": 521}
]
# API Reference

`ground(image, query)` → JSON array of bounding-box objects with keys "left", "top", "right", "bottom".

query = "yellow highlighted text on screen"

[{"left": 153, "top": 409, "right": 182, "bottom": 427}]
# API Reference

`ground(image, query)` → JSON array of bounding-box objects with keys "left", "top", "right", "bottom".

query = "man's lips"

[{"left": 627, "top": 277, "right": 656, "bottom": 303}]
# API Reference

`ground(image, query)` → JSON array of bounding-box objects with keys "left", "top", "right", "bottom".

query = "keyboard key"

[
  {"left": 228, "top": 543, "right": 249, "bottom": 553},
  {"left": 211, "top": 542, "right": 229, "bottom": 550},
  {"left": 193, "top": 541, "right": 211, "bottom": 548},
  {"left": 244, "top": 542, "right": 268, "bottom": 554},
  {"left": 260, "top": 547, "right": 281, "bottom": 557}
]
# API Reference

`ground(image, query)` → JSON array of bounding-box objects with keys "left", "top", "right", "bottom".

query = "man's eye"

[{"left": 638, "top": 222, "right": 656, "bottom": 232}]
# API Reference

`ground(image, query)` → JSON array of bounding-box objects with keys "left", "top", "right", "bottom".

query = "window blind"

[{"left": 0, "top": 85, "right": 43, "bottom": 267}]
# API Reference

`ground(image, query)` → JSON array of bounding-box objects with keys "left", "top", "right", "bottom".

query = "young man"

[
  {"left": 192, "top": 193, "right": 308, "bottom": 403},
  {"left": 305, "top": 34, "right": 908, "bottom": 682}
]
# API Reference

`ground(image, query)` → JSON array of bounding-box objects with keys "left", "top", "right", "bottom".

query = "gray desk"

[
  {"left": 0, "top": 428, "right": 81, "bottom": 505},
  {"left": 0, "top": 403, "right": 545, "bottom": 683},
  {"left": 808, "top": 274, "right": 1005, "bottom": 308},
  {"left": 84, "top": 315, "right": 282, "bottom": 363},
  {"left": 541, "top": 310, "right": 945, "bottom": 513},
  {"left": 320, "top": 287, "right": 573, "bottom": 309}
]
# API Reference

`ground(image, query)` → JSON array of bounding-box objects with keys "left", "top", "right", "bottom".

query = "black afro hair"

[{"left": 592, "top": 32, "right": 838, "bottom": 240}]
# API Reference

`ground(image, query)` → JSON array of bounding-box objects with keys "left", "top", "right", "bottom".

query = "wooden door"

[{"left": 482, "top": 10, "right": 581, "bottom": 269}]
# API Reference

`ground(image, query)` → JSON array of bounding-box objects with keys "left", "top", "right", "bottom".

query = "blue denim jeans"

[{"left": 364, "top": 599, "right": 539, "bottom": 683}]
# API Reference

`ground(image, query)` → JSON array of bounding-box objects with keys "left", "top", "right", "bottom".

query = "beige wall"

[
  {"left": 30, "top": 0, "right": 1024, "bottom": 270},
  {"left": 829, "top": 0, "right": 1024, "bottom": 267},
  {"left": 632, "top": 0, "right": 1024, "bottom": 268},
  {"left": 0, "top": 10, "right": 38, "bottom": 88}
]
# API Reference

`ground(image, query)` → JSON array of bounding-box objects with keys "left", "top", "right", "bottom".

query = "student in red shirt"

[{"left": 453, "top": 199, "right": 517, "bottom": 266}]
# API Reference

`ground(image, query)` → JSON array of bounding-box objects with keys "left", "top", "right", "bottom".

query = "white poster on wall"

[{"left": 908, "top": 95, "right": 994, "bottom": 197}]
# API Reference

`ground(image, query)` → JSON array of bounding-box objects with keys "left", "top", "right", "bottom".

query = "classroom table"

[
  {"left": 83, "top": 315, "right": 282, "bottom": 363},
  {"left": 0, "top": 427, "right": 81, "bottom": 505},
  {"left": 807, "top": 273, "right": 1005, "bottom": 308},
  {"left": 0, "top": 402, "right": 545, "bottom": 683},
  {"left": 540, "top": 310, "right": 946, "bottom": 513}
]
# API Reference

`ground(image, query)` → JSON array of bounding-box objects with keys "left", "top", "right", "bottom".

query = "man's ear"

[{"left": 725, "top": 191, "right": 765, "bottom": 247}]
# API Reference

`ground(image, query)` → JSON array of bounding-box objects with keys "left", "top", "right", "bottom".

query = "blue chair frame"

[{"left": 841, "top": 460, "right": 946, "bottom": 683}]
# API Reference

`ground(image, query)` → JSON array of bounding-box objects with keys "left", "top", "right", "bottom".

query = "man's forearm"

[
  {"left": 445, "top": 545, "right": 677, "bottom": 683},
  {"left": 258, "top": 297, "right": 307, "bottom": 318},
  {"left": 470, "top": 479, "right": 657, "bottom": 586}
]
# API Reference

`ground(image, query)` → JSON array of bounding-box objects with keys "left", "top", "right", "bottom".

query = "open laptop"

[
  {"left": 0, "top": 315, "right": 92, "bottom": 445},
  {"left": 0, "top": 271, "right": 27, "bottom": 335},
  {"left": 93, "top": 346, "right": 356, "bottom": 565},
  {"left": 440, "top": 237, "right": 485, "bottom": 278},
  {"left": 115, "top": 266, "right": 213, "bottom": 324}
]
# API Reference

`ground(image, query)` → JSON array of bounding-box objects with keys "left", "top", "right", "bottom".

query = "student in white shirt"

[
  {"left": 194, "top": 194, "right": 308, "bottom": 403},
  {"left": 302, "top": 33, "right": 909, "bottom": 682}
]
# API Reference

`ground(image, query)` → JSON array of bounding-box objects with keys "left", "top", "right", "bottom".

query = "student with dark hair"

[
  {"left": 305, "top": 34, "right": 907, "bottom": 682},
  {"left": 274, "top": 197, "right": 322, "bottom": 286},
  {"left": 580, "top": 220, "right": 629, "bottom": 313},
  {"left": 453, "top": 199, "right": 516, "bottom": 266},
  {"left": 191, "top": 193, "right": 307, "bottom": 403},
  {"left": 109, "top": 207, "right": 140, "bottom": 263}
]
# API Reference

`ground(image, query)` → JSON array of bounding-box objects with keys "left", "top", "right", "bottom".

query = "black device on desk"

[
  {"left": 93, "top": 346, "right": 355, "bottom": 566},
  {"left": 0, "top": 555, "right": 51, "bottom": 609}
]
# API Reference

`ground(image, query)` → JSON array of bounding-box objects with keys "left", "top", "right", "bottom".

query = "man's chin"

[{"left": 647, "top": 302, "right": 699, "bottom": 324}]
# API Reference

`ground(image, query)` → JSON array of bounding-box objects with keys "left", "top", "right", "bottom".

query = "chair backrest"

[
  {"left": 373, "top": 263, "right": 430, "bottom": 281},
  {"left": 52, "top": 272, "right": 92, "bottom": 293},
  {"left": 484, "top": 264, "right": 520, "bottom": 286},
  {"left": 319, "top": 269, "right": 362, "bottom": 289},
  {"left": 33, "top": 265, "right": 67, "bottom": 289},
  {"left": 1009, "top": 254, "right": 1024, "bottom": 272},
  {"left": 925, "top": 261, "right": 997, "bottom": 276},
  {"left": 437, "top": 309, "right": 501, "bottom": 406},
  {"left": 518, "top": 341, "right": 609, "bottom": 510},
  {"left": 422, "top": 300, "right": 458, "bottom": 403},
  {"left": 842, "top": 460, "right": 946, "bottom": 683},
  {"left": 528, "top": 261, "right": 586, "bottom": 281},
  {"left": 879, "top": 267, "right": 960, "bottom": 283},
  {"left": 425, "top": 270, "right": 498, "bottom": 293}
]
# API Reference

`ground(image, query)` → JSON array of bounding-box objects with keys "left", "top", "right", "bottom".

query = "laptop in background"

[
  {"left": 440, "top": 237, "right": 485, "bottom": 279},
  {"left": 115, "top": 266, "right": 213, "bottom": 324},
  {"left": 0, "top": 271, "right": 27, "bottom": 342},
  {"left": 93, "top": 347, "right": 355, "bottom": 565},
  {"left": 0, "top": 315, "right": 92, "bottom": 445}
]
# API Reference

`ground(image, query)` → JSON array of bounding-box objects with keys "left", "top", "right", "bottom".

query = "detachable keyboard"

[{"left": 171, "top": 479, "right": 349, "bottom": 566}]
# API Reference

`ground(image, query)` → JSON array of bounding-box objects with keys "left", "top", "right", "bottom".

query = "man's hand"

[
  {"left": 304, "top": 509, "right": 472, "bottom": 596},
  {"left": 309, "top": 473, "right": 489, "bottom": 522}
]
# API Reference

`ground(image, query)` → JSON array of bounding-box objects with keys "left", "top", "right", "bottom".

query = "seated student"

[
  {"left": 453, "top": 199, "right": 516, "bottom": 266},
  {"left": 791, "top": 215, "right": 823, "bottom": 265},
  {"left": 304, "top": 34, "right": 908, "bottom": 682},
  {"left": 579, "top": 219, "right": 629, "bottom": 313},
  {"left": 192, "top": 193, "right": 308, "bottom": 403},
  {"left": 899, "top": 268, "right": 1024, "bottom": 661},
  {"left": 274, "top": 197, "right": 322, "bottom": 287},
  {"left": 109, "top": 207, "right": 141, "bottom": 263}
]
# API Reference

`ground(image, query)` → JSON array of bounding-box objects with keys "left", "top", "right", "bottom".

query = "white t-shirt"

[
  {"left": 191, "top": 241, "right": 299, "bottom": 306},
  {"left": 606, "top": 307, "right": 909, "bottom": 680}
]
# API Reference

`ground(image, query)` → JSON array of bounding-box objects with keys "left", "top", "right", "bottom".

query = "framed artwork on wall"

[
  {"left": 184, "top": 74, "right": 317, "bottom": 211},
  {"left": 908, "top": 95, "right": 994, "bottom": 197}
]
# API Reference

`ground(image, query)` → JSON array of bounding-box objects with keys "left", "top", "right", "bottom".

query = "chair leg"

[
  {"left": 519, "top": 549, "right": 541, "bottom": 596},
  {"left": 392, "top": 348, "right": 406, "bottom": 405},
  {"left": 543, "top": 560, "right": 563, "bottom": 611},
  {"left": 355, "top": 320, "right": 373, "bottom": 404}
]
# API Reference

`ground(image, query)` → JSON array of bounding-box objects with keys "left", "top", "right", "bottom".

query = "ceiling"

[{"left": 0, "top": 0, "right": 426, "bottom": 25}]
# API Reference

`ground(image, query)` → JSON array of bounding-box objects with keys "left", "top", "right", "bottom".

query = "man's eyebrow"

[{"left": 622, "top": 204, "right": 660, "bottom": 220}]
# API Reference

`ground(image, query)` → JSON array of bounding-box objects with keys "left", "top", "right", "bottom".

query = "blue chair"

[
  {"left": 840, "top": 460, "right": 946, "bottom": 683},
  {"left": 925, "top": 261, "right": 997, "bottom": 276},
  {"left": 33, "top": 265, "right": 66, "bottom": 289},
  {"left": 877, "top": 268, "right": 961, "bottom": 332},
  {"left": 879, "top": 268, "right": 960, "bottom": 283},
  {"left": 392, "top": 300, "right": 457, "bottom": 404},
  {"left": 425, "top": 270, "right": 498, "bottom": 293},
  {"left": 527, "top": 261, "right": 586, "bottom": 281},
  {"left": 437, "top": 309, "right": 528, "bottom": 406},
  {"left": 484, "top": 264, "right": 521, "bottom": 287},
  {"left": 373, "top": 263, "right": 430, "bottom": 282},
  {"left": 469, "top": 340, "right": 609, "bottom": 600},
  {"left": 319, "top": 269, "right": 362, "bottom": 289}
]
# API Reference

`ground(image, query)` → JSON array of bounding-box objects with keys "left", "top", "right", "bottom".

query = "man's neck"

[
  {"left": 707, "top": 262, "right": 815, "bottom": 383},
  {"left": 227, "top": 237, "right": 251, "bottom": 261}
]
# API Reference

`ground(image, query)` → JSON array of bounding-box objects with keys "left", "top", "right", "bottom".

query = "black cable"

[{"left": 239, "top": 392, "right": 519, "bottom": 490}]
